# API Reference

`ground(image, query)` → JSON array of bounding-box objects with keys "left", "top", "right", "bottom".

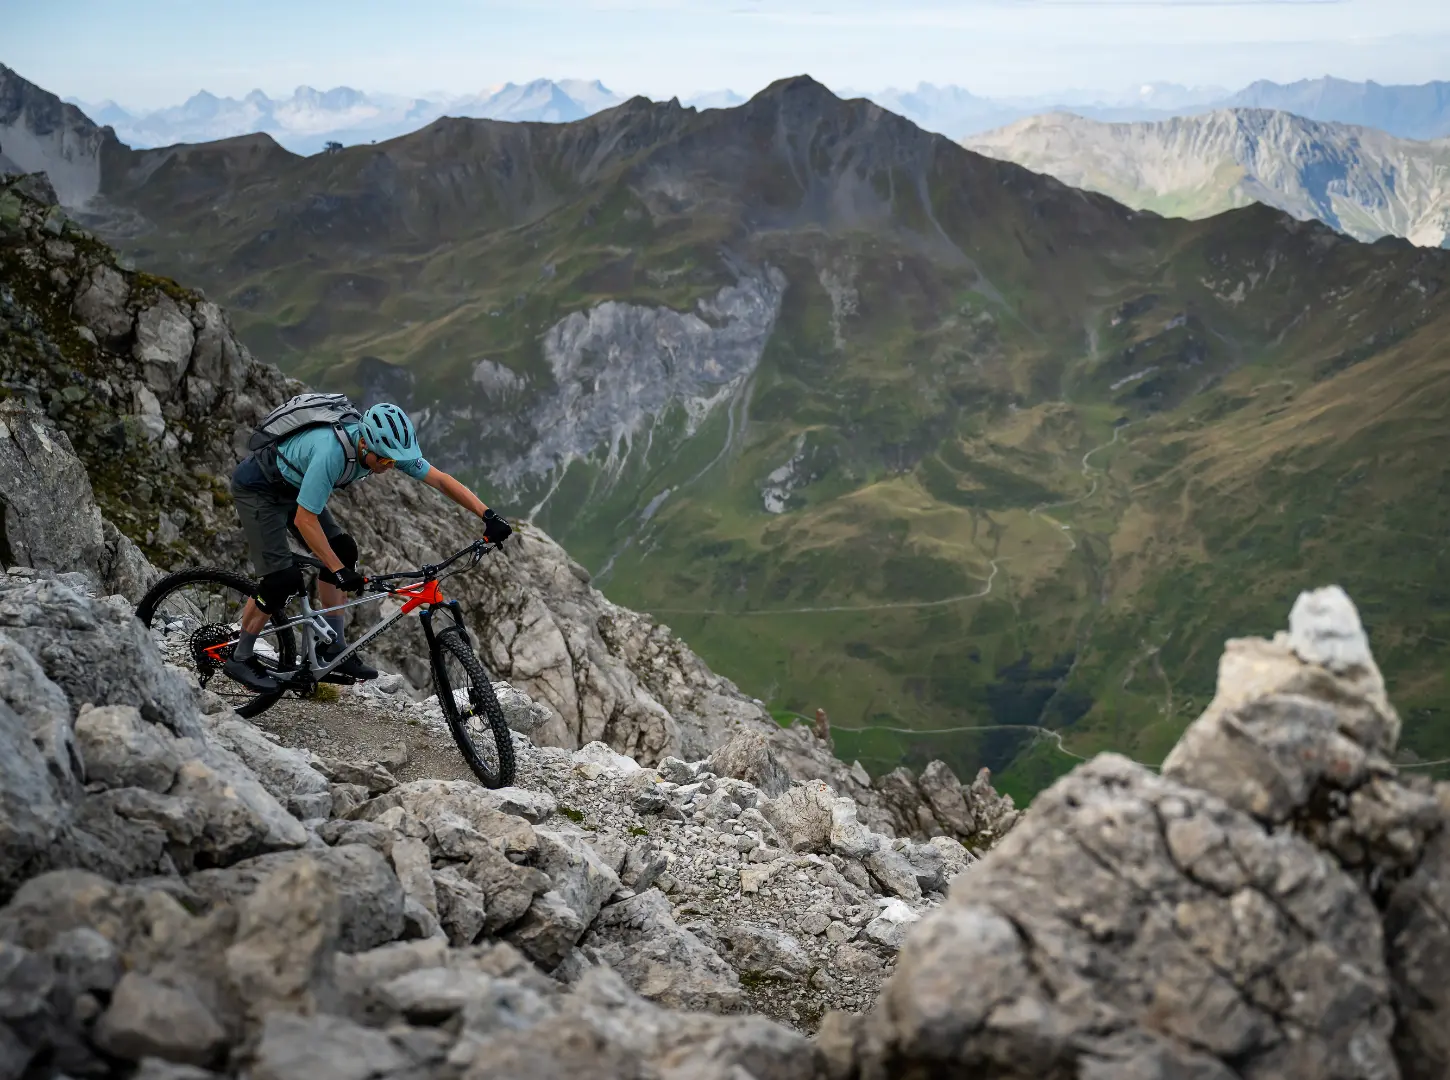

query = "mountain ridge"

[{"left": 963, "top": 107, "right": 1450, "bottom": 247}]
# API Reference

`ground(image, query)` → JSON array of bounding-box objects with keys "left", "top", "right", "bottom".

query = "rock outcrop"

[{"left": 827, "top": 586, "right": 1450, "bottom": 1080}]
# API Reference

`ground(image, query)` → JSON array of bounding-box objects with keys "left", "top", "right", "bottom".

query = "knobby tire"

[{"left": 431, "top": 625, "right": 516, "bottom": 788}]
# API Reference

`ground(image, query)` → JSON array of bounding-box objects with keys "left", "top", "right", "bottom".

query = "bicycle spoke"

[{"left": 137, "top": 570, "right": 296, "bottom": 718}]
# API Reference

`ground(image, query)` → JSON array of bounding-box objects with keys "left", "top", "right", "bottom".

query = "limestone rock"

[
  {"left": 248, "top": 1011, "right": 409, "bottom": 1080},
  {"left": 431, "top": 866, "right": 487, "bottom": 948},
  {"left": 0, "top": 406, "right": 107, "bottom": 585},
  {"left": 862, "top": 898, "right": 921, "bottom": 949},
  {"left": 855, "top": 754, "right": 1400, "bottom": 1078},
  {"left": 531, "top": 829, "right": 621, "bottom": 930},
  {"left": 207, "top": 721, "right": 333, "bottom": 814},
  {"left": 133, "top": 296, "right": 196, "bottom": 394},
  {"left": 706, "top": 729, "right": 791, "bottom": 798},
  {"left": 224, "top": 856, "right": 340, "bottom": 1024},
  {"left": 389, "top": 838, "right": 438, "bottom": 919},
  {"left": 92, "top": 972, "right": 227, "bottom": 1067},
  {"left": 458, "top": 845, "right": 551, "bottom": 934},
  {"left": 578, "top": 888, "right": 741, "bottom": 1011},
  {"left": 74, "top": 704, "right": 182, "bottom": 793},
  {"left": 862, "top": 844, "right": 922, "bottom": 902},
  {"left": 0, "top": 693, "right": 71, "bottom": 902},
  {"left": 717, "top": 922, "right": 812, "bottom": 982},
  {"left": 309, "top": 756, "right": 397, "bottom": 795},
  {"left": 188, "top": 845, "right": 404, "bottom": 953},
  {"left": 349, "top": 779, "right": 537, "bottom": 861},
  {"left": 828, "top": 797, "right": 880, "bottom": 859},
  {"left": 72, "top": 263, "right": 133, "bottom": 344},
  {"left": 505, "top": 889, "right": 585, "bottom": 969},
  {"left": 916, "top": 759, "right": 976, "bottom": 838},
  {"left": 762, "top": 780, "right": 835, "bottom": 853}
]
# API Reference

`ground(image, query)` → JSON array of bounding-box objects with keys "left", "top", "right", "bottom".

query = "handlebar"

[
  {"left": 293, "top": 539, "right": 498, "bottom": 591},
  {"left": 365, "top": 537, "right": 496, "bottom": 590}
]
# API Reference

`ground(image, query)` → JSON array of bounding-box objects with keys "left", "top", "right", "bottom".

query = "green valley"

[{"left": 78, "top": 76, "right": 1450, "bottom": 799}]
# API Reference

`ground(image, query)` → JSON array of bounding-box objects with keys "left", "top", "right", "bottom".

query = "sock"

[
  {"left": 233, "top": 630, "right": 259, "bottom": 662},
  {"left": 325, "top": 615, "right": 346, "bottom": 650}
]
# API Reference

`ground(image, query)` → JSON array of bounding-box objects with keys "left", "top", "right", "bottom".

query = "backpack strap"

[{"left": 331, "top": 424, "right": 364, "bottom": 488}]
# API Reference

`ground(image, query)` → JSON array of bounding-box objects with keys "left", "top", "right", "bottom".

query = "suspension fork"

[{"left": 419, "top": 600, "right": 471, "bottom": 651}]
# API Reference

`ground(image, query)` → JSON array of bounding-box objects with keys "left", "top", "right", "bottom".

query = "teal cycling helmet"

[{"left": 360, "top": 402, "right": 423, "bottom": 463}]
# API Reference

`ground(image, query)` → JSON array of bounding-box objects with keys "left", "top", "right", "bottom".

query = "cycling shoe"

[{"left": 224, "top": 656, "right": 281, "bottom": 693}]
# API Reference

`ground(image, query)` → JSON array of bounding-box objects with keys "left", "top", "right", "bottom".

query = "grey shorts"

[{"left": 231, "top": 476, "right": 344, "bottom": 578}]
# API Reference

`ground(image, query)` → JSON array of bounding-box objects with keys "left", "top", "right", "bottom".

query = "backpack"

[{"left": 247, "top": 393, "right": 366, "bottom": 490}]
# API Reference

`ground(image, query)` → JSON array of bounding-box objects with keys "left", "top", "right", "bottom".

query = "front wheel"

[
  {"left": 135, "top": 567, "right": 296, "bottom": 719},
  {"left": 431, "top": 626, "right": 516, "bottom": 788}
]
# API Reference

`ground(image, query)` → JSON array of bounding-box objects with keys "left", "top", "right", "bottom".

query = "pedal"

[{"left": 321, "top": 672, "right": 358, "bottom": 686}]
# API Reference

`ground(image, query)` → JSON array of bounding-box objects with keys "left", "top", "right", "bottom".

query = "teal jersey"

[{"left": 274, "top": 421, "right": 431, "bottom": 513}]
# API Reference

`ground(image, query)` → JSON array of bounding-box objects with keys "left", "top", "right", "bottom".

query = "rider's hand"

[
  {"left": 320, "top": 566, "right": 367, "bottom": 594},
  {"left": 482, "top": 507, "right": 513, "bottom": 546}
]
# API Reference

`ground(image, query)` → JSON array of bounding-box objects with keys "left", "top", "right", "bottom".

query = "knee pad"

[
  {"left": 330, "top": 532, "right": 359, "bottom": 571},
  {"left": 255, "top": 565, "right": 305, "bottom": 615}
]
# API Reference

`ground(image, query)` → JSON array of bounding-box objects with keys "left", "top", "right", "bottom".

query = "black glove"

[
  {"left": 320, "top": 565, "right": 367, "bottom": 594},
  {"left": 482, "top": 507, "right": 513, "bottom": 546}
]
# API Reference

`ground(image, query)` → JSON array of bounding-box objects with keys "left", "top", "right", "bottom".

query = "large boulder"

[
  {"left": 0, "top": 405, "right": 107, "bottom": 584},
  {"left": 707, "top": 730, "right": 791, "bottom": 798},
  {"left": 577, "top": 888, "right": 742, "bottom": 1012},
  {"left": 855, "top": 753, "right": 1398, "bottom": 1078},
  {"left": 348, "top": 779, "right": 537, "bottom": 862},
  {"left": 187, "top": 845, "right": 405, "bottom": 953},
  {"left": 133, "top": 295, "right": 196, "bottom": 394}
]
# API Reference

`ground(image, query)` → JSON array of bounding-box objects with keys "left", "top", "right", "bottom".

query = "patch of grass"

[
  {"left": 557, "top": 805, "right": 586, "bottom": 824},
  {"left": 628, "top": 824, "right": 649, "bottom": 837}
]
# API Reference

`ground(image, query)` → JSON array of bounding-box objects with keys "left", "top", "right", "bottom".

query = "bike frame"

[{"left": 238, "top": 539, "right": 492, "bottom": 693}]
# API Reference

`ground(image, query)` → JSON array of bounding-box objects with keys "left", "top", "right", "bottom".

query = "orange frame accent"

[
  {"left": 394, "top": 579, "right": 445, "bottom": 615},
  {"left": 203, "top": 642, "right": 231, "bottom": 662}
]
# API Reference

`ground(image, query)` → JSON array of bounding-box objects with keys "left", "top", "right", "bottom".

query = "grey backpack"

[{"left": 248, "top": 393, "right": 365, "bottom": 488}]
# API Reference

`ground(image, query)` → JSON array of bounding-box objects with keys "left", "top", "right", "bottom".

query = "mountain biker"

[{"left": 224, "top": 400, "right": 512, "bottom": 692}]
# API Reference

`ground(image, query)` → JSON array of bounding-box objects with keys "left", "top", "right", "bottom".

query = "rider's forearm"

[
  {"left": 293, "top": 509, "right": 343, "bottom": 572},
  {"left": 426, "top": 469, "right": 489, "bottom": 519}
]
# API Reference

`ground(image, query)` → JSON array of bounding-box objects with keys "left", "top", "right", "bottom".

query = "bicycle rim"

[
  {"left": 135, "top": 568, "right": 296, "bottom": 719},
  {"left": 432, "top": 626, "right": 516, "bottom": 788}
]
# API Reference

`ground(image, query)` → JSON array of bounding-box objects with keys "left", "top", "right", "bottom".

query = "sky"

[{"left": 6, "top": 0, "right": 1450, "bottom": 110}]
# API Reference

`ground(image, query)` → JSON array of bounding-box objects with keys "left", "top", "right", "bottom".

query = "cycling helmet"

[{"left": 360, "top": 402, "right": 422, "bottom": 462}]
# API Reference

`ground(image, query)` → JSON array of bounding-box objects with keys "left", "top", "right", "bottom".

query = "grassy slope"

[{"left": 91, "top": 83, "right": 1450, "bottom": 798}]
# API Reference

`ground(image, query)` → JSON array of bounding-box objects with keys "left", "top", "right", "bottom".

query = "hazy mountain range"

[
  {"left": 60, "top": 74, "right": 1450, "bottom": 155},
  {"left": 63, "top": 78, "right": 630, "bottom": 155},
  {"left": 965, "top": 109, "right": 1450, "bottom": 247}
]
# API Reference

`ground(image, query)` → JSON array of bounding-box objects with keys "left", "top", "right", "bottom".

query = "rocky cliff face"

[
  {"left": 965, "top": 108, "right": 1450, "bottom": 247},
  {"left": 0, "top": 64, "right": 120, "bottom": 208},
  {"left": 489, "top": 264, "right": 787, "bottom": 503}
]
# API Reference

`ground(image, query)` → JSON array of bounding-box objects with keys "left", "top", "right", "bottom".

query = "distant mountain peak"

[{"left": 965, "top": 107, "right": 1450, "bottom": 247}]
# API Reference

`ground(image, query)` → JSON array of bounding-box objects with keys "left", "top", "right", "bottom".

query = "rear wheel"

[
  {"left": 431, "top": 625, "right": 516, "bottom": 788},
  {"left": 135, "top": 567, "right": 296, "bottom": 719}
]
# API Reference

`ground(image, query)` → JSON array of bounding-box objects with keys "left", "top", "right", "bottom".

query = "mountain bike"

[{"left": 134, "top": 538, "right": 515, "bottom": 788}]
